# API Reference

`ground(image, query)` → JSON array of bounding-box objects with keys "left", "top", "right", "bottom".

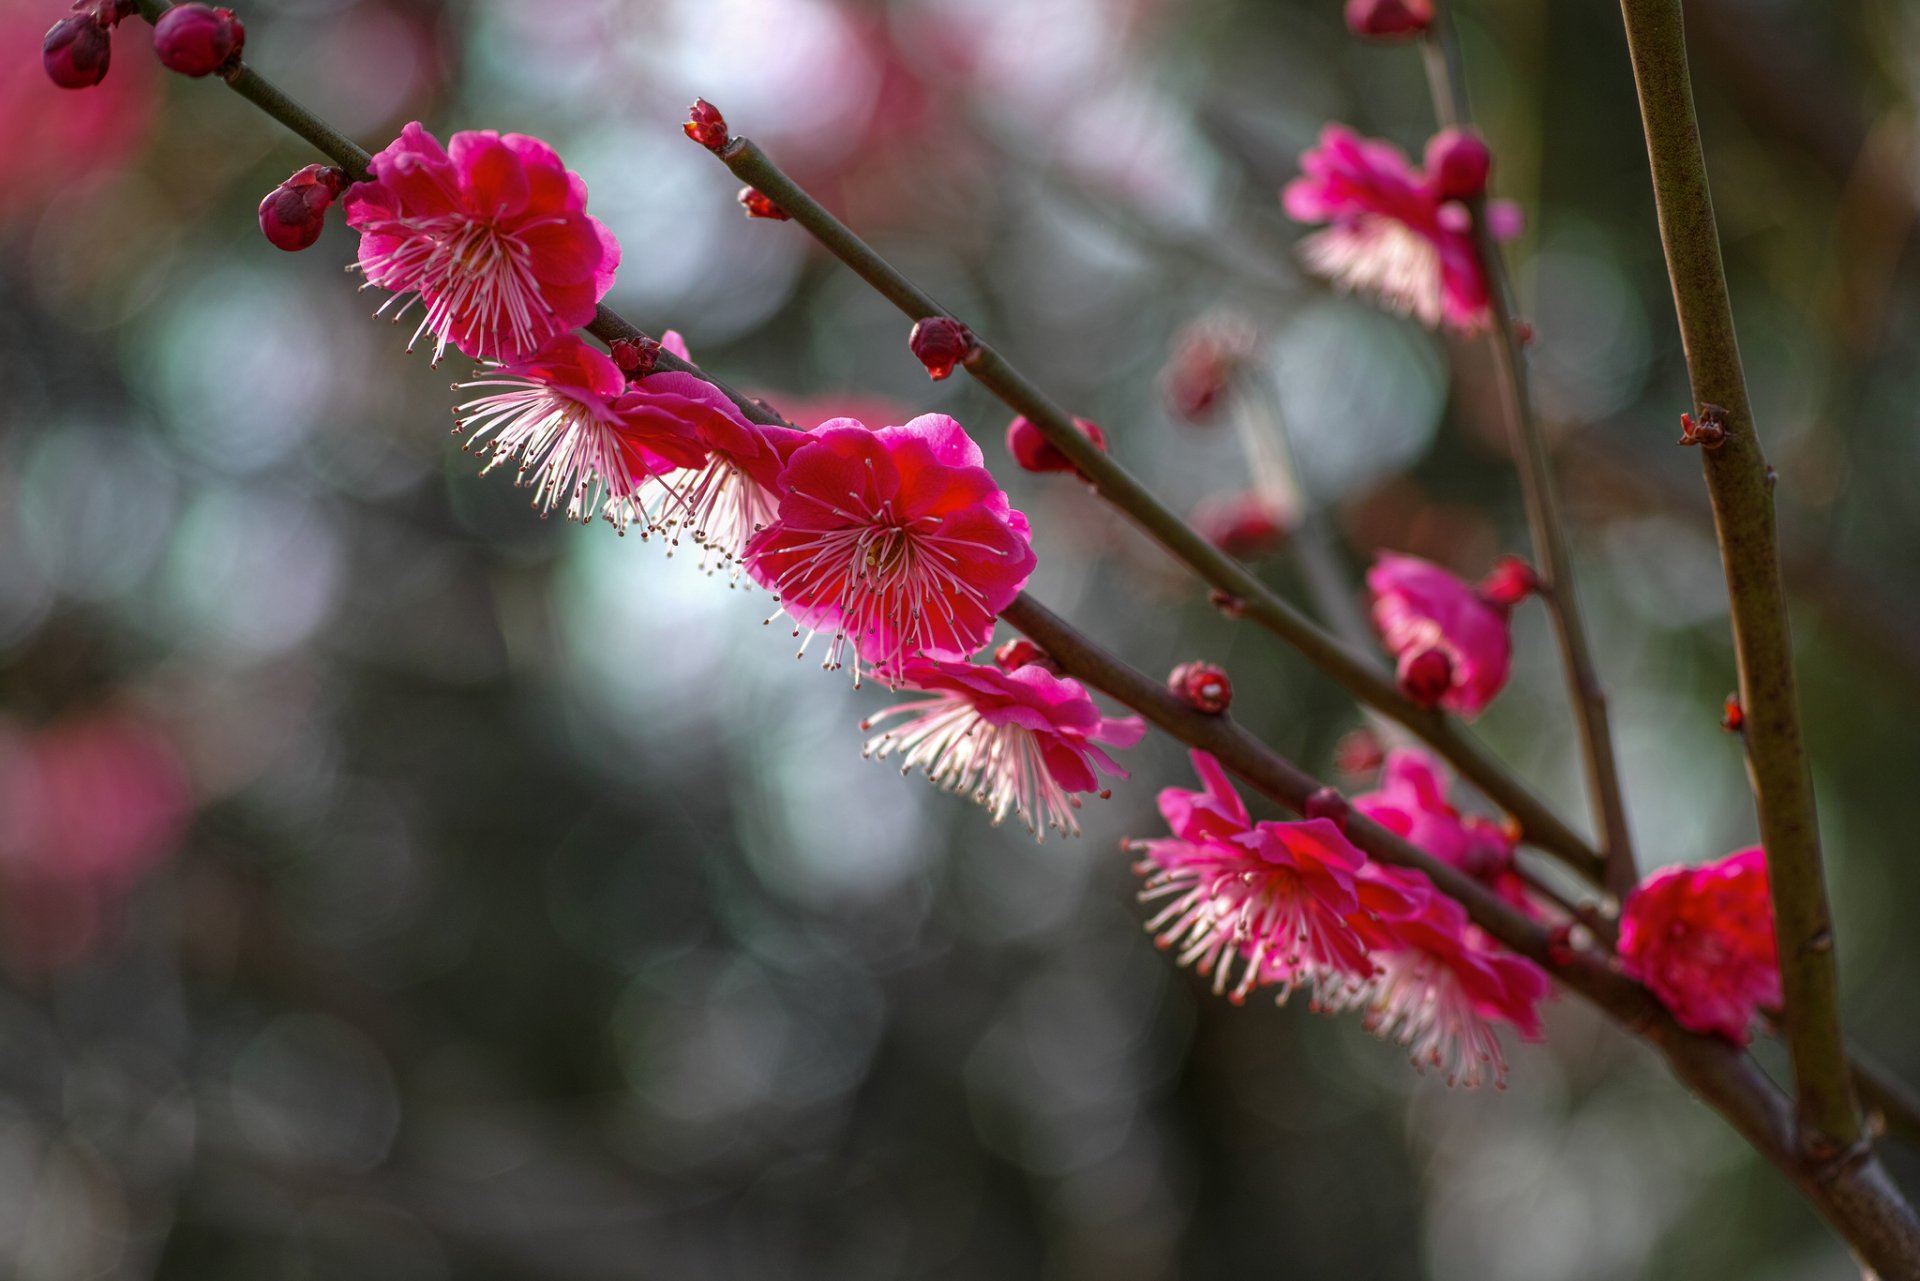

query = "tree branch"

[{"left": 1615, "top": 0, "right": 1861, "bottom": 1155}]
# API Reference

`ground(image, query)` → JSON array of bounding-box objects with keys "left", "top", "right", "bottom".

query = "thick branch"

[
  {"left": 1616, "top": 0, "right": 1860, "bottom": 1153},
  {"left": 711, "top": 133, "right": 1603, "bottom": 884},
  {"left": 1423, "top": 17, "right": 1639, "bottom": 903}
]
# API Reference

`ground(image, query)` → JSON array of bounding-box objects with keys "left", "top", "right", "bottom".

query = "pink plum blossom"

[
  {"left": 1282, "top": 124, "right": 1522, "bottom": 333},
  {"left": 861, "top": 657, "right": 1143, "bottom": 839},
  {"left": 344, "top": 122, "right": 620, "bottom": 363},
  {"left": 746, "top": 414, "right": 1037, "bottom": 683},
  {"left": 1353, "top": 748, "right": 1532, "bottom": 913},
  {"left": 1619, "top": 847, "right": 1780, "bottom": 1044},
  {"left": 1368, "top": 552, "right": 1515, "bottom": 717}
]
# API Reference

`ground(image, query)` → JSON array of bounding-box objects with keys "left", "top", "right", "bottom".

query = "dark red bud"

[
  {"left": 1304, "top": 787, "right": 1350, "bottom": 830},
  {"left": 1344, "top": 0, "right": 1434, "bottom": 39},
  {"left": 257, "top": 163, "right": 344, "bottom": 252},
  {"left": 993, "top": 638, "right": 1048, "bottom": 672},
  {"left": 1426, "top": 128, "right": 1493, "bottom": 200},
  {"left": 737, "top": 186, "right": 789, "bottom": 220},
  {"left": 908, "top": 316, "right": 974, "bottom": 381},
  {"left": 1546, "top": 922, "right": 1577, "bottom": 968},
  {"left": 1169, "top": 661, "right": 1232, "bottom": 715},
  {"left": 1677, "top": 404, "right": 1728, "bottom": 449},
  {"left": 684, "top": 98, "right": 729, "bottom": 150},
  {"left": 1478, "top": 555, "right": 1538, "bottom": 609},
  {"left": 1398, "top": 646, "right": 1454, "bottom": 707},
  {"left": 1006, "top": 415, "right": 1106, "bottom": 476},
  {"left": 43, "top": 11, "right": 113, "bottom": 89},
  {"left": 153, "top": 4, "right": 243, "bottom": 78},
  {"left": 1721, "top": 694, "right": 1744, "bottom": 734},
  {"left": 609, "top": 336, "right": 661, "bottom": 376}
]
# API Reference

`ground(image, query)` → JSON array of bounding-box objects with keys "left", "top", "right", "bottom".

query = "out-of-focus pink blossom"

[
  {"left": 344, "top": 122, "right": 620, "bottom": 363},
  {"left": 258, "top": 163, "right": 344, "bottom": 252},
  {"left": 1160, "top": 315, "right": 1258, "bottom": 424},
  {"left": 1345, "top": 0, "right": 1433, "bottom": 39},
  {"left": 747, "top": 414, "right": 1036, "bottom": 682},
  {"left": 1619, "top": 847, "right": 1780, "bottom": 1044},
  {"left": 1005, "top": 414, "right": 1106, "bottom": 476},
  {"left": 1353, "top": 748, "right": 1531, "bottom": 913},
  {"left": 1368, "top": 551, "right": 1513, "bottom": 716},
  {"left": 1341, "top": 871, "right": 1550, "bottom": 1088},
  {"left": 0, "top": 712, "right": 192, "bottom": 968},
  {"left": 1283, "top": 124, "right": 1522, "bottom": 333},
  {"left": 8, "top": 1, "right": 155, "bottom": 220},
  {"left": 863, "top": 656, "right": 1142, "bottom": 839},
  {"left": 1134, "top": 751, "right": 1399, "bottom": 1005},
  {"left": 1191, "top": 491, "right": 1293, "bottom": 560},
  {"left": 454, "top": 334, "right": 707, "bottom": 529}
]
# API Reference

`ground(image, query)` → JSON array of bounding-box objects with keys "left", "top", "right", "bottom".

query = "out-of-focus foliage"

[{"left": 3, "top": 0, "right": 1918, "bottom": 1276}]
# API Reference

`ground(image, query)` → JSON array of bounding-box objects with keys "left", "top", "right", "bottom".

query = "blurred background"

[{"left": 6, "top": 0, "right": 1920, "bottom": 1275}]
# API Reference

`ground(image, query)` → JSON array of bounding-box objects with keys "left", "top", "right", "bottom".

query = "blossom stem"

[
  {"left": 1614, "top": 0, "right": 1862, "bottom": 1158},
  {"left": 710, "top": 132, "right": 1605, "bottom": 885},
  {"left": 1423, "top": 15, "right": 1640, "bottom": 907},
  {"left": 1002, "top": 590, "right": 1920, "bottom": 1277}
]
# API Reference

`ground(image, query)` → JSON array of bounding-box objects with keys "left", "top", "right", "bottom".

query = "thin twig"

[
  {"left": 1615, "top": 0, "right": 1861, "bottom": 1157},
  {"left": 710, "top": 132, "right": 1605, "bottom": 884},
  {"left": 1423, "top": 17, "right": 1639, "bottom": 904}
]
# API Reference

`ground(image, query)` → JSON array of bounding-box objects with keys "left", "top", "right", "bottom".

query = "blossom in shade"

[
  {"left": 1160, "top": 314, "right": 1258, "bottom": 424},
  {"left": 1282, "top": 124, "right": 1522, "bottom": 333},
  {"left": 1618, "top": 847, "right": 1779, "bottom": 1044},
  {"left": 746, "top": 414, "right": 1037, "bottom": 683},
  {"left": 1340, "top": 872, "right": 1550, "bottom": 1088},
  {"left": 626, "top": 371, "right": 811, "bottom": 573},
  {"left": 1368, "top": 551, "right": 1513, "bottom": 716},
  {"left": 1353, "top": 748, "right": 1532, "bottom": 913},
  {"left": 1133, "top": 752, "right": 1389, "bottom": 1005},
  {"left": 862, "top": 657, "right": 1143, "bottom": 839},
  {"left": 344, "top": 123, "right": 620, "bottom": 363},
  {"left": 454, "top": 334, "right": 706, "bottom": 529},
  {"left": 1345, "top": 0, "right": 1433, "bottom": 39}
]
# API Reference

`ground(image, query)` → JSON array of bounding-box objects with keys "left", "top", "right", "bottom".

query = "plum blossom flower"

[
  {"left": 1618, "top": 847, "right": 1779, "bottom": 1044},
  {"left": 862, "top": 657, "right": 1143, "bottom": 839},
  {"left": 1133, "top": 752, "right": 1410, "bottom": 1005},
  {"left": 454, "top": 334, "right": 707, "bottom": 529},
  {"left": 1353, "top": 748, "right": 1532, "bottom": 913},
  {"left": 746, "top": 414, "right": 1037, "bottom": 683},
  {"left": 344, "top": 123, "right": 620, "bottom": 363},
  {"left": 1368, "top": 552, "right": 1516, "bottom": 716},
  {"left": 1339, "top": 872, "right": 1551, "bottom": 1088},
  {"left": 1283, "top": 125, "right": 1522, "bottom": 333}
]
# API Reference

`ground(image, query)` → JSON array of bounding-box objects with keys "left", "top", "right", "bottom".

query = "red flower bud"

[
  {"left": 684, "top": 98, "right": 728, "bottom": 150},
  {"left": 609, "top": 336, "right": 661, "bottom": 376},
  {"left": 1005, "top": 415, "right": 1106, "bottom": 476},
  {"left": 1425, "top": 128, "right": 1493, "bottom": 200},
  {"left": 1191, "top": 491, "right": 1291, "bottom": 560},
  {"left": 1477, "top": 555, "right": 1538, "bottom": 609},
  {"left": 994, "top": 638, "right": 1047, "bottom": 672},
  {"left": 257, "top": 163, "right": 344, "bottom": 252},
  {"left": 153, "top": 4, "right": 244, "bottom": 78},
  {"left": 1398, "top": 646, "right": 1454, "bottom": 708},
  {"left": 1304, "top": 787, "right": 1350, "bottom": 830},
  {"left": 907, "top": 316, "right": 974, "bottom": 381},
  {"left": 736, "top": 186, "right": 789, "bottom": 220},
  {"left": 1169, "top": 661, "right": 1232, "bottom": 715},
  {"left": 1721, "top": 694, "right": 1744, "bottom": 734},
  {"left": 43, "top": 10, "right": 113, "bottom": 89},
  {"left": 1344, "top": 0, "right": 1434, "bottom": 39}
]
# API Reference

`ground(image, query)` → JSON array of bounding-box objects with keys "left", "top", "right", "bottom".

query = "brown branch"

[{"left": 1616, "top": 0, "right": 1862, "bottom": 1155}]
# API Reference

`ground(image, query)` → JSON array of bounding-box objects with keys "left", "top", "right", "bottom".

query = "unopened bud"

[
  {"left": 994, "top": 638, "right": 1047, "bottom": 672},
  {"left": 1161, "top": 315, "right": 1257, "bottom": 424},
  {"left": 1006, "top": 414, "right": 1106, "bottom": 476},
  {"left": 1478, "top": 555, "right": 1538, "bottom": 608},
  {"left": 1721, "top": 694, "right": 1744, "bottom": 734},
  {"left": 1169, "top": 661, "right": 1232, "bottom": 714},
  {"left": 1425, "top": 128, "right": 1493, "bottom": 200},
  {"left": 43, "top": 10, "right": 113, "bottom": 89},
  {"left": 1304, "top": 787, "right": 1349, "bottom": 830},
  {"left": 258, "top": 164, "right": 344, "bottom": 252},
  {"left": 684, "top": 98, "right": 728, "bottom": 150},
  {"left": 1398, "top": 646, "right": 1454, "bottom": 707},
  {"left": 908, "top": 316, "right": 975, "bottom": 381},
  {"left": 737, "top": 186, "right": 789, "bottom": 220},
  {"left": 1344, "top": 0, "right": 1434, "bottom": 40},
  {"left": 609, "top": 336, "right": 661, "bottom": 376},
  {"left": 154, "top": 4, "right": 243, "bottom": 78}
]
